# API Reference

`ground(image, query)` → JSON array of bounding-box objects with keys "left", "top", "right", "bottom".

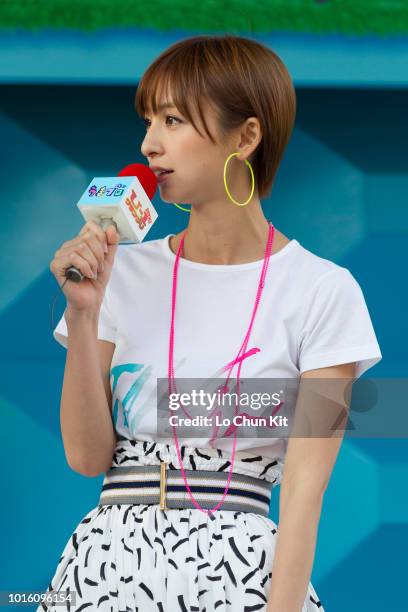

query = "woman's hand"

[{"left": 50, "top": 219, "right": 119, "bottom": 312}]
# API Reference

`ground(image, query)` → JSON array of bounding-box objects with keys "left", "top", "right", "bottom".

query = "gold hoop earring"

[
  {"left": 171, "top": 151, "right": 255, "bottom": 211},
  {"left": 223, "top": 152, "right": 255, "bottom": 207}
]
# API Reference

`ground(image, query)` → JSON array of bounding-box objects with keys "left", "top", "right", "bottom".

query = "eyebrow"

[{"left": 157, "top": 102, "right": 176, "bottom": 111}]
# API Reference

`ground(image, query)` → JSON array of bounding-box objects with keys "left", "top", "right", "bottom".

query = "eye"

[
  {"left": 166, "top": 115, "right": 181, "bottom": 126},
  {"left": 142, "top": 115, "right": 181, "bottom": 129}
]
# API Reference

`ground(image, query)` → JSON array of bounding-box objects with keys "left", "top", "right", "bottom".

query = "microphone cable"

[{"left": 50, "top": 277, "right": 69, "bottom": 333}]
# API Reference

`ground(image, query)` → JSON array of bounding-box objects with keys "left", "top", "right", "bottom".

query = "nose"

[
  {"left": 141, "top": 123, "right": 163, "bottom": 160},
  {"left": 140, "top": 136, "right": 153, "bottom": 160}
]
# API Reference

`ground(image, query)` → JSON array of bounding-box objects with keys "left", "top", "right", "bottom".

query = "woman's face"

[{"left": 140, "top": 94, "right": 235, "bottom": 207}]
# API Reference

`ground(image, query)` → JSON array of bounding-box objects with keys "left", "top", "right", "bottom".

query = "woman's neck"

[{"left": 169, "top": 220, "right": 290, "bottom": 266}]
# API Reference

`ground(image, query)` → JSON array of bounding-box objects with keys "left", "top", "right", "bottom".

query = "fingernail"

[{"left": 104, "top": 243, "right": 108, "bottom": 253}]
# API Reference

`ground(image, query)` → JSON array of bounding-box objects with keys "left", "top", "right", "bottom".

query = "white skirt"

[{"left": 38, "top": 438, "right": 325, "bottom": 612}]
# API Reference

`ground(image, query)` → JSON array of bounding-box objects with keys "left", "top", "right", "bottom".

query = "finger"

[
  {"left": 70, "top": 232, "right": 107, "bottom": 260},
  {"left": 79, "top": 220, "right": 109, "bottom": 250},
  {"left": 104, "top": 235, "right": 118, "bottom": 266},
  {"left": 59, "top": 243, "right": 98, "bottom": 277},
  {"left": 71, "top": 243, "right": 100, "bottom": 276},
  {"left": 79, "top": 234, "right": 106, "bottom": 271},
  {"left": 51, "top": 252, "right": 95, "bottom": 281},
  {"left": 105, "top": 224, "right": 119, "bottom": 245}
]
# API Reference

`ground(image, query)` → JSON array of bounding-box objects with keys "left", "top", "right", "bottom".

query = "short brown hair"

[{"left": 135, "top": 35, "right": 296, "bottom": 199}]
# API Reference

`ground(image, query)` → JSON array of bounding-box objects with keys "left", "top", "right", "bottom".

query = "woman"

[{"left": 44, "top": 35, "right": 382, "bottom": 611}]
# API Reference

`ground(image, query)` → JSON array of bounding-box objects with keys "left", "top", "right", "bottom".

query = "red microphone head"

[{"left": 117, "top": 163, "right": 158, "bottom": 201}]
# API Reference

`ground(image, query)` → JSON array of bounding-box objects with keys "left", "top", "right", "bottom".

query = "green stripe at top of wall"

[{"left": 0, "top": 0, "right": 407, "bottom": 36}]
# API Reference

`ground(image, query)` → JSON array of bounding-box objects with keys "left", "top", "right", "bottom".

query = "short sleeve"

[
  {"left": 53, "top": 286, "right": 117, "bottom": 349},
  {"left": 298, "top": 268, "right": 382, "bottom": 379}
]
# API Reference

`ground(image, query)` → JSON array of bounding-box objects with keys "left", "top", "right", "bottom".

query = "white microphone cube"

[{"left": 76, "top": 176, "right": 158, "bottom": 244}]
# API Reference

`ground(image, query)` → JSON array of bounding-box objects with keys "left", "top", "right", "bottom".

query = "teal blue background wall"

[{"left": 0, "top": 28, "right": 406, "bottom": 612}]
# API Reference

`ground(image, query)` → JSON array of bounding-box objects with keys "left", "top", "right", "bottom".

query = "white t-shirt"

[{"left": 53, "top": 233, "right": 382, "bottom": 461}]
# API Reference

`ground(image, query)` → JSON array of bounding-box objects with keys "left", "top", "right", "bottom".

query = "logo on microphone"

[
  {"left": 88, "top": 183, "right": 126, "bottom": 197},
  {"left": 124, "top": 188, "right": 152, "bottom": 230}
]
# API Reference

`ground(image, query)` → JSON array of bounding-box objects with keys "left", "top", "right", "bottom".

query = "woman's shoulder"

[
  {"left": 261, "top": 227, "right": 347, "bottom": 280},
  {"left": 289, "top": 235, "right": 353, "bottom": 291}
]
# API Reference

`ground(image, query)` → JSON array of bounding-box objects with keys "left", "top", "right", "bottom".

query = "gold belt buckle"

[{"left": 159, "top": 461, "right": 168, "bottom": 510}]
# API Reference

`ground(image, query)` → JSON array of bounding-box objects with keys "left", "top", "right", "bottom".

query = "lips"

[
  {"left": 150, "top": 166, "right": 174, "bottom": 176},
  {"left": 157, "top": 171, "right": 173, "bottom": 184}
]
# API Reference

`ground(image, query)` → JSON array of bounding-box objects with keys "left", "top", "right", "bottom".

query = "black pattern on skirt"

[{"left": 37, "top": 438, "right": 325, "bottom": 611}]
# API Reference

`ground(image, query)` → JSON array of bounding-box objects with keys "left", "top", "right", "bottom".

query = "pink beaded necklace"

[{"left": 167, "top": 222, "right": 275, "bottom": 515}]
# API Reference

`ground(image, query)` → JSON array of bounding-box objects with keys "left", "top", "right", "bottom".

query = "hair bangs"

[{"left": 135, "top": 50, "right": 218, "bottom": 144}]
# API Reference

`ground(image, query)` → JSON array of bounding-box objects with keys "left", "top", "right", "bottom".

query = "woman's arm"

[
  {"left": 60, "top": 305, "right": 117, "bottom": 477},
  {"left": 266, "top": 361, "right": 356, "bottom": 612}
]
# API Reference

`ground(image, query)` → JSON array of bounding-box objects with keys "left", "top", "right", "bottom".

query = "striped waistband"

[{"left": 99, "top": 463, "right": 272, "bottom": 516}]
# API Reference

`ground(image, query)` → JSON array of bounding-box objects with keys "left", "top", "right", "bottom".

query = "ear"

[{"left": 235, "top": 117, "right": 262, "bottom": 160}]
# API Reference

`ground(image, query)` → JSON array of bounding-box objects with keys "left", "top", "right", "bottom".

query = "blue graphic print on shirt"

[{"left": 110, "top": 363, "right": 153, "bottom": 431}]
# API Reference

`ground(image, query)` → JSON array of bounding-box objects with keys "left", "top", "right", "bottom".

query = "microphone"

[{"left": 65, "top": 163, "right": 158, "bottom": 282}]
